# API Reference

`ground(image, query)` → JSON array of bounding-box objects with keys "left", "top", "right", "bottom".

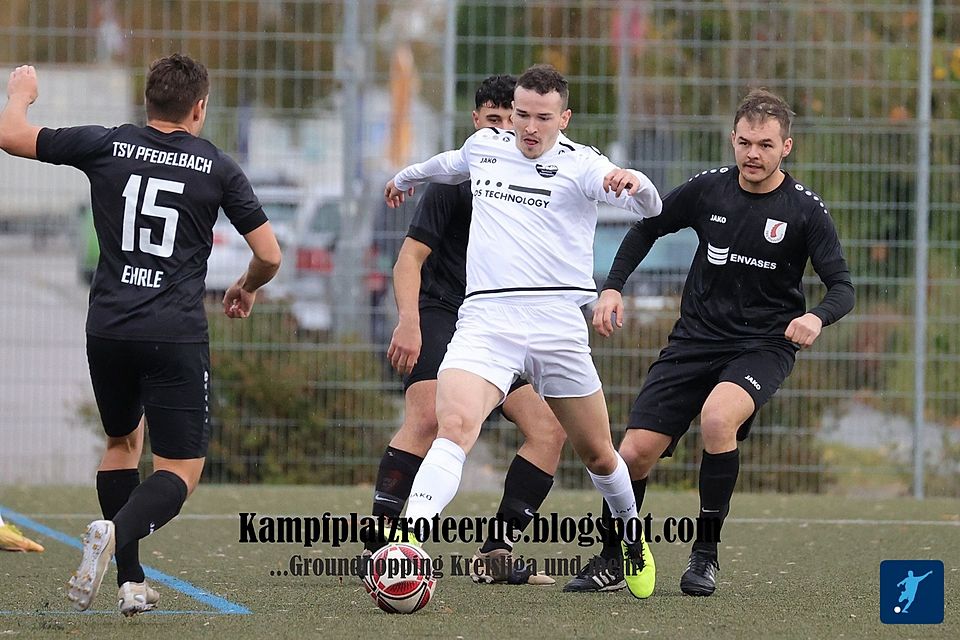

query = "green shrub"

[{"left": 205, "top": 303, "right": 398, "bottom": 484}]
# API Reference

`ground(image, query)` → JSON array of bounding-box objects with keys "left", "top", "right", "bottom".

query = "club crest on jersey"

[
  {"left": 535, "top": 163, "right": 558, "bottom": 178},
  {"left": 763, "top": 218, "right": 787, "bottom": 244}
]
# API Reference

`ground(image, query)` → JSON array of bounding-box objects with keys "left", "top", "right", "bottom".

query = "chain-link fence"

[{"left": 1, "top": 0, "right": 957, "bottom": 497}]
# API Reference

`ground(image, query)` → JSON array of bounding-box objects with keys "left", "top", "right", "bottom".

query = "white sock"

[
  {"left": 588, "top": 452, "right": 640, "bottom": 545},
  {"left": 404, "top": 438, "right": 466, "bottom": 538}
]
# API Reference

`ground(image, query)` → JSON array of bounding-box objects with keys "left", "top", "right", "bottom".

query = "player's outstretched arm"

[
  {"left": 0, "top": 65, "right": 42, "bottom": 159},
  {"left": 223, "top": 222, "right": 282, "bottom": 318},
  {"left": 592, "top": 289, "right": 625, "bottom": 338},
  {"left": 387, "top": 237, "right": 432, "bottom": 374},
  {"left": 387, "top": 146, "right": 471, "bottom": 209}
]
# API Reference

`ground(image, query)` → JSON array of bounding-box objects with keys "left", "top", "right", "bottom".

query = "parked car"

[
  {"left": 205, "top": 182, "right": 303, "bottom": 294},
  {"left": 593, "top": 204, "right": 698, "bottom": 301},
  {"left": 287, "top": 192, "right": 342, "bottom": 332}
]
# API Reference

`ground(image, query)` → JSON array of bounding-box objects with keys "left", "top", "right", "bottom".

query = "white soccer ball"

[{"left": 362, "top": 543, "right": 437, "bottom": 614}]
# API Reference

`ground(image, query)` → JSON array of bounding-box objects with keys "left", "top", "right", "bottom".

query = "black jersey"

[
  {"left": 36, "top": 124, "right": 267, "bottom": 342},
  {"left": 605, "top": 166, "right": 854, "bottom": 345},
  {"left": 405, "top": 181, "right": 471, "bottom": 313}
]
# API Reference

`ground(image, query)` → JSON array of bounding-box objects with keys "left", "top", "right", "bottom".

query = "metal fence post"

[{"left": 912, "top": 0, "right": 933, "bottom": 499}]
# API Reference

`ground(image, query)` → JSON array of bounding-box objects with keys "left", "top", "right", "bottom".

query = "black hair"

[
  {"left": 516, "top": 64, "right": 569, "bottom": 109},
  {"left": 145, "top": 53, "right": 209, "bottom": 122},
  {"left": 475, "top": 74, "right": 517, "bottom": 110}
]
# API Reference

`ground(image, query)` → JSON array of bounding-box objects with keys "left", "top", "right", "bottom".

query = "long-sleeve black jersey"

[{"left": 604, "top": 166, "right": 854, "bottom": 345}]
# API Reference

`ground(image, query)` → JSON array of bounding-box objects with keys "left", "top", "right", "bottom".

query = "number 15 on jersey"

[{"left": 121, "top": 174, "right": 183, "bottom": 258}]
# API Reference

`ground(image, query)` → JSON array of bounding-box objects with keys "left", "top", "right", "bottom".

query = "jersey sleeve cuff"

[{"left": 232, "top": 208, "right": 268, "bottom": 235}]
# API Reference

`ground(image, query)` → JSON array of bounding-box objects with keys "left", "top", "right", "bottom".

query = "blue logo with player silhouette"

[{"left": 880, "top": 560, "right": 944, "bottom": 624}]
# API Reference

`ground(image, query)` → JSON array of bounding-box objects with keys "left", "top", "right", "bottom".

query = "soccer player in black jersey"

[
  {"left": 564, "top": 89, "right": 854, "bottom": 596},
  {"left": 367, "top": 75, "right": 564, "bottom": 585},
  {"left": 0, "top": 55, "right": 281, "bottom": 615}
]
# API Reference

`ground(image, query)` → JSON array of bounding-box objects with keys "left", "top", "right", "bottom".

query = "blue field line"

[
  {"left": 0, "top": 505, "right": 251, "bottom": 615},
  {"left": 0, "top": 610, "right": 241, "bottom": 616}
]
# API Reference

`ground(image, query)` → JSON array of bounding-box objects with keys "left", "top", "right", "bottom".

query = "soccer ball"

[{"left": 362, "top": 543, "right": 436, "bottom": 614}]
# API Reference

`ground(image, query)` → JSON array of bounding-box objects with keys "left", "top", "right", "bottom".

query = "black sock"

[
  {"left": 600, "top": 478, "right": 647, "bottom": 560},
  {"left": 112, "top": 470, "right": 188, "bottom": 552},
  {"left": 366, "top": 446, "right": 423, "bottom": 551},
  {"left": 97, "top": 469, "right": 144, "bottom": 586},
  {"left": 693, "top": 449, "right": 740, "bottom": 557},
  {"left": 371, "top": 446, "right": 423, "bottom": 519},
  {"left": 480, "top": 455, "right": 553, "bottom": 554}
]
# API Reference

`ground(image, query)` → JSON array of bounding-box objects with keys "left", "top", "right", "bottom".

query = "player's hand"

[
  {"left": 387, "top": 319, "right": 421, "bottom": 374},
  {"left": 592, "top": 289, "right": 624, "bottom": 337},
  {"left": 385, "top": 180, "right": 415, "bottom": 209},
  {"left": 602, "top": 169, "right": 639, "bottom": 198},
  {"left": 7, "top": 65, "right": 38, "bottom": 103},
  {"left": 785, "top": 312, "right": 822, "bottom": 348},
  {"left": 223, "top": 281, "right": 257, "bottom": 319}
]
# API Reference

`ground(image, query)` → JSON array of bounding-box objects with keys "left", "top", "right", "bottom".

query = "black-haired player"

[
  {"left": 0, "top": 55, "right": 281, "bottom": 615},
  {"left": 564, "top": 89, "right": 855, "bottom": 596}
]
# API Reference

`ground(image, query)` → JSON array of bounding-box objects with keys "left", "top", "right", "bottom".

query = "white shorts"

[{"left": 438, "top": 295, "right": 603, "bottom": 399}]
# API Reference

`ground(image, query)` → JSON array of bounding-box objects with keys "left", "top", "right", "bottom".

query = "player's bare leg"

[
  {"left": 503, "top": 386, "right": 565, "bottom": 474},
  {"left": 619, "top": 429, "right": 672, "bottom": 480},
  {"left": 402, "top": 369, "right": 502, "bottom": 540},
  {"left": 99, "top": 418, "right": 145, "bottom": 471},
  {"left": 389, "top": 381, "right": 440, "bottom": 457},
  {"left": 472, "top": 386, "right": 565, "bottom": 585},
  {"left": 564, "top": 428, "right": 671, "bottom": 593},
  {"left": 547, "top": 392, "right": 653, "bottom": 598}
]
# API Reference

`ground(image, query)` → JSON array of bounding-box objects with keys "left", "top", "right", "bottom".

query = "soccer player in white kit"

[{"left": 384, "top": 64, "right": 662, "bottom": 598}]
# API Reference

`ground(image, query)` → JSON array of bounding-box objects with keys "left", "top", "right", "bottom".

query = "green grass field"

[{"left": 1, "top": 485, "right": 956, "bottom": 639}]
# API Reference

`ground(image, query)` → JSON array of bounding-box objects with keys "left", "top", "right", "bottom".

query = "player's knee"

[
  {"left": 174, "top": 469, "right": 202, "bottom": 496},
  {"left": 700, "top": 416, "right": 739, "bottom": 454},
  {"left": 579, "top": 447, "right": 618, "bottom": 475},
  {"left": 436, "top": 413, "right": 480, "bottom": 450},
  {"left": 105, "top": 432, "right": 139, "bottom": 455},
  {"left": 154, "top": 458, "right": 204, "bottom": 496},
  {"left": 618, "top": 432, "right": 660, "bottom": 478},
  {"left": 521, "top": 417, "right": 567, "bottom": 457},
  {"left": 700, "top": 414, "right": 738, "bottom": 441}
]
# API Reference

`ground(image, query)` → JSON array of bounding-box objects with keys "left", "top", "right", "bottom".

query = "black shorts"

[
  {"left": 404, "top": 304, "right": 528, "bottom": 395},
  {"left": 86, "top": 335, "right": 211, "bottom": 459},
  {"left": 627, "top": 340, "right": 796, "bottom": 457}
]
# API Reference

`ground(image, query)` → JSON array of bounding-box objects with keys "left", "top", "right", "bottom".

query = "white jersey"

[{"left": 393, "top": 129, "right": 662, "bottom": 305}]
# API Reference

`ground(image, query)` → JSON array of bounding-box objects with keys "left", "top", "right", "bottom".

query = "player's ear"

[
  {"left": 194, "top": 95, "right": 208, "bottom": 121},
  {"left": 559, "top": 108, "right": 572, "bottom": 130},
  {"left": 781, "top": 136, "right": 793, "bottom": 158}
]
